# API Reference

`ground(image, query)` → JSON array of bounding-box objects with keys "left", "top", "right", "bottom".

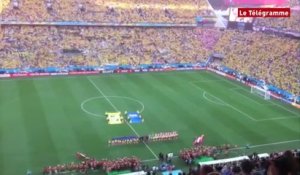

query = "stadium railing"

[{"left": 199, "top": 153, "right": 269, "bottom": 166}]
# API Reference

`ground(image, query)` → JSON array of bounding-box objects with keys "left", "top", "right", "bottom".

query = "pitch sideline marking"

[
  {"left": 141, "top": 139, "right": 300, "bottom": 162},
  {"left": 81, "top": 96, "right": 145, "bottom": 118},
  {"left": 190, "top": 83, "right": 257, "bottom": 121},
  {"left": 87, "top": 77, "right": 159, "bottom": 160},
  {"left": 141, "top": 158, "right": 159, "bottom": 162},
  {"left": 235, "top": 88, "right": 294, "bottom": 107},
  {"left": 267, "top": 100, "right": 300, "bottom": 117},
  {"left": 255, "top": 116, "right": 300, "bottom": 122},
  {"left": 202, "top": 74, "right": 300, "bottom": 119},
  {"left": 142, "top": 155, "right": 179, "bottom": 162},
  {"left": 229, "top": 139, "right": 300, "bottom": 151},
  {"left": 212, "top": 74, "right": 300, "bottom": 117},
  {"left": 228, "top": 88, "right": 299, "bottom": 120}
]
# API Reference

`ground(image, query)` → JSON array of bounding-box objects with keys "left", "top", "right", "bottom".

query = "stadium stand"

[
  {"left": 254, "top": 0, "right": 300, "bottom": 32},
  {"left": 42, "top": 149, "right": 300, "bottom": 175},
  {"left": 0, "top": 24, "right": 299, "bottom": 96},
  {"left": 0, "top": 0, "right": 216, "bottom": 24},
  {"left": 0, "top": 1, "right": 300, "bottom": 175},
  {"left": 43, "top": 155, "right": 141, "bottom": 174},
  {"left": 214, "top": 30, "right": 300, "bottom": 96},
  {"left": 180, "top": 145, "right": 236, "bottom": 163},
  {"left": 254, "top": 9, "right": 300, "bottom": 33},
  {"left": 185, "top": 149, "right": 300, "bottom": 175},
  {"left": 0, "top": 26, "right": 215, "bottom": 68},
  {"left": 290, "top": 0, "right": 300, "bottom": 6}
]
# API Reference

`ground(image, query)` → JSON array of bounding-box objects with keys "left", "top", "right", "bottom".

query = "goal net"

[{"left": 251, "top": 86, "right": 271, "bottom": 100}]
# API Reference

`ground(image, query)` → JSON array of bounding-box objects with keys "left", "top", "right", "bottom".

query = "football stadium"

[{"left": 0, "top": 0, "right": 300, "bottom": 175}]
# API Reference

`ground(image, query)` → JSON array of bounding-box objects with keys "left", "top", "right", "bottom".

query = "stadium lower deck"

[{"left": 0, "top": 70, "right": 299, "bottom": 174}]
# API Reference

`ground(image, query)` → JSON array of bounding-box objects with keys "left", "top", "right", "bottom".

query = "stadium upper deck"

[
  {"left": 0, "top": 25, "right": 299, "bottom": 95},
  {"left": 0, "top": 26, "right": 219, "bottom": 68},
  {"left": 0, "top": 0, "right": 215, "bottom": 24},
  {"left": 0, "top": 0, "right": 299, "bottom": 96}
]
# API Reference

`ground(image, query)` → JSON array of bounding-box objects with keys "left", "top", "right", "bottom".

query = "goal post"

[{"left": 251, "top": 86, "right": 271, "bottom": 100}]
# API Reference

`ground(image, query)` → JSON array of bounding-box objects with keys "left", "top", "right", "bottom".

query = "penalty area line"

[
  {"left": 212, "top": 74, "right": 300, "bottom": 117},
  {"left": 203, "top": 92, "right": 227, "bottom": 106},
  {"left": 191, "top": 83, "right": 257, "bottom": 121},
  {"left": 255, "top": 115, "right": 300, "bottom": 122},
  {"left": 87, "top": 77, "right": 159, "bottom": 160}
]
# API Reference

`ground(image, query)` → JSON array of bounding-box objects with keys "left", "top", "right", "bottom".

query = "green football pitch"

[{"left": 0, "top": 71, "right": 299, "bottom": 175}]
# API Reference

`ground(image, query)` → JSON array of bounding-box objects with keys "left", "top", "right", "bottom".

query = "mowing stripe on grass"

[{"left": 87, "top": 77, "right": 159, "bottom": 160}]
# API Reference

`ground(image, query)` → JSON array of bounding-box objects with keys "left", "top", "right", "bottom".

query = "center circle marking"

[{"left": 81, "top": 96, "right": 145, "bottom": 118}]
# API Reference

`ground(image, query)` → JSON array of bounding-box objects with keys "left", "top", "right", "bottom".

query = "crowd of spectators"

[
  {"left": 43, "top": 153, "right": 141, "bottom": 174},
  {"left": 254, "top": 9, "right": 300, "bottom": 33},
  {"left": 1, "top": 25, "right": 299, "bottom": 96},
  {"left": 0, "top": 1, "right": 300, "bottom": 96},
  {"left": 0, "top": 0, "right": 216, "bottom": 24},
  {"left": 102, "top": 157, "right": 141, "bottom": 173},
  {"left": 185, "top": 149, "right": 300, "bottom": 175},
  {"left": 290, "top": 0, "right": 300, "bottom": 6},
  {"left": 0, "top": 25, "right": 215, "bottom": 68},
  {"left": 214, "top": 30, "right": 300, "bottom": 96},
  {"left": 42, "top": 149, "right": 300, "bottom": 175},
  {"left": 1, "top": 24, "right": 299, "bottom": 96},
  {"left": 254, "top": 0, "right": 300, "bottom": 33},
  {"left": 41, "top": 148, "right": 300, "bottom": 175},
  {"left": 180, "top": 145, "right": 236, "bottom": 164}
]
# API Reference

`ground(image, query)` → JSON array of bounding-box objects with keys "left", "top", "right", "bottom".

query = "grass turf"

[{"left": 0, "top": 70, "right": 299, "bottom": 175}]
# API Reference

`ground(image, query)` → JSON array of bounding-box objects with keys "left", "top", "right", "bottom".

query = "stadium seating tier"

[
  {"left": 214, "top": 30, "right": 300, "bottom": 95},
  {"left": 0, "top": 26, "right": 215, "bottom": 68},
  {"left": 0, "top": 0, "right": 216, "bottom": 24}
]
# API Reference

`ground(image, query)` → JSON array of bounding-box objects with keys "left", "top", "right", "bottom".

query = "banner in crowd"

[{"left": 0, "top": 74, "right": 10, "bottom": 78}]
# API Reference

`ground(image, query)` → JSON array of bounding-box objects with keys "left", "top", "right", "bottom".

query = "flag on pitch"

[{"left": 193, "top": 134, "right": 205, "bottom": 145}]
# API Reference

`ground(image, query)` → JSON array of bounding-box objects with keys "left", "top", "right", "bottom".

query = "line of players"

[
  {"left": 109, "top": 136, "right": 140, "bottom": 146},
  {"left": 148, "top": 131, "right": 178, "bottom": 142},
  {"left": 179, "top": 144, "right": 237, "bottom": 164},
  {"left": 108, "top": 131, "right": 179, "bottom": 146}
]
